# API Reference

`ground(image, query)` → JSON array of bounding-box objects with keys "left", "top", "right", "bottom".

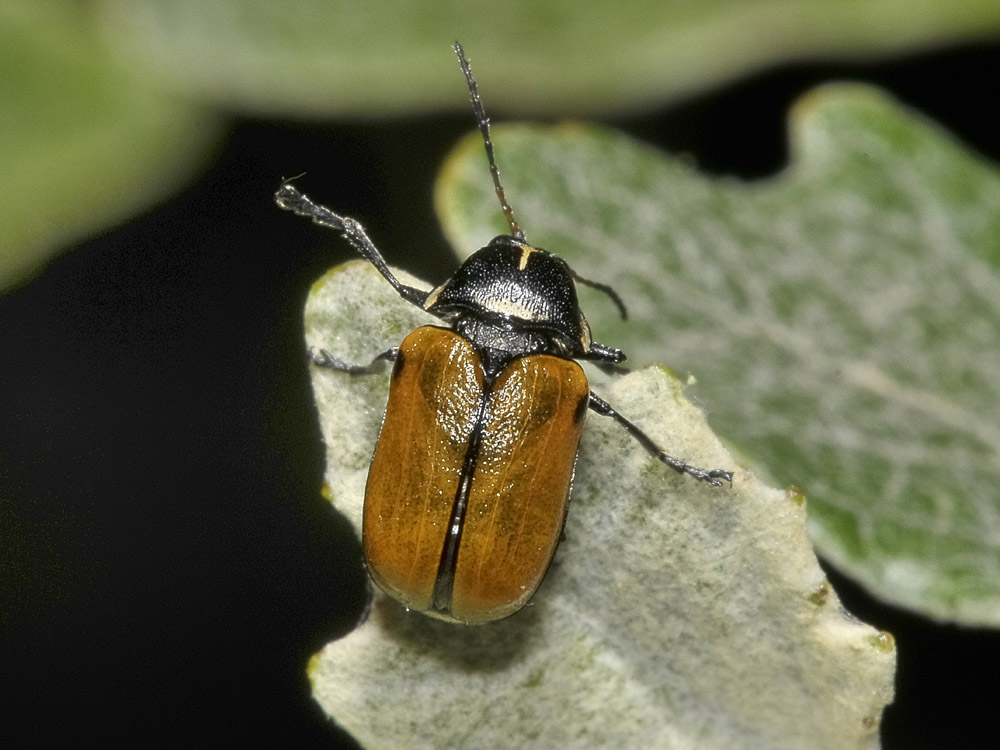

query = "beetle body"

[
  {"left": 365, "top": 326, "right": 588, "bottom": 623},
  {"left": 365, "top": 236, "right": 600, "bottom": 623},
  {"left": 276, "top": 43, "right": 732, "bottom": 625}
]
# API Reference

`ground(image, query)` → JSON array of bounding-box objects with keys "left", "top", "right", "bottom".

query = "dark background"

[{"left": 2, "top": 42, "right": 998, "bottom": 748}]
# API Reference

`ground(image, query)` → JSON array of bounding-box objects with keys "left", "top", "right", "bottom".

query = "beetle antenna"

[
  {"left": 571, "top": 271, "right": 629, "bottom": 320},
  {"left": 454, "top": 42, "right": 526, "bottom": 243}
]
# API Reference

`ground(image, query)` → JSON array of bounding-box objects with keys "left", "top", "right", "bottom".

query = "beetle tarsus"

[
  {"left": 310, "top": 346, "right": 398, "bottom": 375},
  {"left": 654, "top": 454, "right": 734, "bottom": 486},
  {"left": 585, "top": 342, "right": 626, "bottom": 365}
]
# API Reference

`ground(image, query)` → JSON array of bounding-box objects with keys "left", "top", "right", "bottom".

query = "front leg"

[{"left": 276, "top": 179, "right": 429, "bottom": 310}]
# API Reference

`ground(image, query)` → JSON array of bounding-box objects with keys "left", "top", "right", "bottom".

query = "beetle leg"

[
  {"left": 588, "top": 392, "right": 733, "bottom": 486},
  {"left": 310, "top": 346, "right": 398, "bottom": 375},
  {"left": 584, "top": 342, "right": 627, "bottom": 365},
  {"left": 275, "top": 180, "right": 429, "bottom": 309}
]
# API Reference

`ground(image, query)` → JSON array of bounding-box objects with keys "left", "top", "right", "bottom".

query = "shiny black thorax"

[{"left": 423, "top": 235, "right": 602, "bottom": 378}]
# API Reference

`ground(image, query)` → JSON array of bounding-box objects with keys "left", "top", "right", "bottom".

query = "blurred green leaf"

[
  {"left": 97, "top": 0, "right": 1000, "bottom": 115},
  {"left": 8, "top": 0, "right": 998, "bottom": 289},
  {"left": 437, "top": 84, "right": 1000, "bottom": 626},
  {"left": 302, "top": 260, "right": 894, "bottom": 749},
  {"left": 0, "top": 1, "right": 222, "bottom": 290}
]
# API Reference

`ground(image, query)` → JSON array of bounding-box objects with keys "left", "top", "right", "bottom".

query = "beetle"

[{"left": 275, "top": 43, "right": 732, "bottom": 624}]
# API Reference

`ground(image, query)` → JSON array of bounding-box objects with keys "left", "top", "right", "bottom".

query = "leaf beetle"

[{"left": 276, "top": 43, "right": 732, "bottom": 625}]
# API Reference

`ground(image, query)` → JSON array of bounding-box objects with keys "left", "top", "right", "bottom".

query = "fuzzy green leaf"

[
  {"left": 437, "top": 84, "right": 1000, "bottom": 626},
  {"left": 0, "top": 1, "right": 222, "bottom": 290},
  {"left": 303, "top": 261, "right": 894, "bottom": 749},
  {"left": 96, "top": 0, "right": 1000, "bottom": 115}
]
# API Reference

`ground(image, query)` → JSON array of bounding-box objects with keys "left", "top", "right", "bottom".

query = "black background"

[{"left": 2, "top": 42, "right": 999, "bottom": 748}]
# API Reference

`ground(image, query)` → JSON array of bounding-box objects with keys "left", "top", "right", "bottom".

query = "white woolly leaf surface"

[{"left": 304, "top": 261, "right": 895, "bottom": 750}]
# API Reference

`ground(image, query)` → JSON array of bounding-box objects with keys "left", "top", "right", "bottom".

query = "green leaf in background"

[
  {"left": 96, "top": 0, "right": 1000, "bottom": 115},
  {"left": 0, "top": 1, "right": 222, "bottom": 290},
  {"left": 437, "top": 84, "right": 1000, "bottom": 626},
  {"left": 303, "top": 261, "right": 894, "bottom": 750},
  {"left": 8, "top": 0, "right": 998, "bottom": 289}
]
